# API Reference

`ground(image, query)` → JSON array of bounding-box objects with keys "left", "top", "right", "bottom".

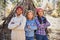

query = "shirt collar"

[{"left": 16, "top": 14, "right": 23, "bottom": 18}]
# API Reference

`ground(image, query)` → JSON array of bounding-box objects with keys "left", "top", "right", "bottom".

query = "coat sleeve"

[
  {"left": 35, "top": 17, "right": 41, "bottom": 27},
  {"left": 35, "top": 17, "right": 50, "bottom": 29},
  {"left": 30, "top": 22, "right": 37, "bottom": 31},
  {"left": 30, "top": 26, "right": 37, "bottom": 31},
  {"left": 25, "top": 22, "right": 37, "bottom": 31},
  {"left": 25, "top": 26, "right": 37, "bottom": 31},
  {"left": 44, "top": 20, "right": 50, "bottom": 28},
  {"left": 41, "top": 20, "right": 50, "bottom": 28},
  {"left": 16, "top": 17, "right": 26, "bottom": 30},
  {"left": 8, "top": 17, "right": 19, "bottom": 30},
  {"left": 25, "top": 26, "right": 31, "bottom": 31}
]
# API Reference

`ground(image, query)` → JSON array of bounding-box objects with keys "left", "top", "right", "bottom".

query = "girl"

[
  {"left": 35, "top": 8, "right": 50, "bottom": 40},
  {"left": 8, "top": 6, "right": 26, "bottom": 40},
  {"left": 25, "top": 10, "right": 37, "bottom": 40}
]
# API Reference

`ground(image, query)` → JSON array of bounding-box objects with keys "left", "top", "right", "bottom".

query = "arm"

[
  {"left": 25, "top": 26, "right": 31, "bottom": 31},
  {"left": 44, "top": 20, "right": 50, "bottom": 28},
  {"left": 16, "top": 17, "right": 26, "bottom": 30},
  {"left": 30, "top": 23, "right": 37, "bottom": 31},
  {"left": 8, "top": 17, "right": 19, "bottom": 30},
  {"left": 25, "top": 24, "right": 37, "bottom": 31},
  {"left": 35, "top": 17, "right": 43, "bottom": 30},
  {"left": 25, "top": 19, "right": 37, "bottom": 31},
  {"left": 35, "top": 17, "right": 50, "bottom": 29},
  {"left": 35, "top": 18, "right": 41, "bottom": 27},
  {"left": 40, "top": 20, "right": 50, "bottom": 28}
]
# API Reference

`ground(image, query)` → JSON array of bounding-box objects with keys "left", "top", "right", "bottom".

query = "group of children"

[{"left": 8, "top": 6, "right": 50, "bottom": 40}]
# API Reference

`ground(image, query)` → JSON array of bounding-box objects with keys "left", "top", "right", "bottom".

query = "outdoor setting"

[{"left": 0, "top": 0, "right": 60, "bottom": 40}]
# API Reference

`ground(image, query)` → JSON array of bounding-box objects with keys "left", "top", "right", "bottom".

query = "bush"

[{"left": 57, "top": 1, "right": 60, "bottom": 16}]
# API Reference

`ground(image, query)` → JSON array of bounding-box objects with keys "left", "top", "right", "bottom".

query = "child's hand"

[
  {"left": 27, "top": 25, "right": 30, "bottom": 29},
  {"left": 33, "top": 24, "right": 36, "bottom": 26},
  {"left": 41, "top": 24, "right": 46, "bottom": 28},
  {"left": 40, "top": 24, "right": 43, "bottom": 27}
]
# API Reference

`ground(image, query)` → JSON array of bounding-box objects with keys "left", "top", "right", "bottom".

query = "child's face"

[
  {"left": 27, "top": 12, "right": 34, "bottom": 20},
  {"left": 16, "top": 8, "right": 23, "bottom": 15},
  {"left": 38, "top": 11, "right": 44, "bottom": 17}
]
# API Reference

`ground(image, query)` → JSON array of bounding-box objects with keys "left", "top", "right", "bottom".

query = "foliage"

[{"left": 57, "top": 1, "right": 60, "bottom": 14}]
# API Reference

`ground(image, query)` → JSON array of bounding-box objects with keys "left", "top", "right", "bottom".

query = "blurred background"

[{"left": 0, "top": 0, "right": 60, "bottom": 40}]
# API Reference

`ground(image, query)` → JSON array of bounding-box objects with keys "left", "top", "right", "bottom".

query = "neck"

[
  {"left": 17, "top": 14, "right": 20, "bottom": 16},
  {"left": 17, "top": 14, "right": 22, "bottom": 17},
  {"left": 28, "top": 18, "right": 33, "bottom": 20},
  {"left": 39, "top": 16, "right": 43, "bottom": 17}
]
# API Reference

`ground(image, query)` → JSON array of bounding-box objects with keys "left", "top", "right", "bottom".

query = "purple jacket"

[{"left": 35, "top": 17, "right": 50, "bottom": 35}]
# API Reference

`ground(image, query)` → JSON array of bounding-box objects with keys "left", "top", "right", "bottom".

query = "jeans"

[
  {"left": 36, "top": 34, "right": 48, "bottom": 40},
  {"left": 26, "top": 36, "right": 34, "bottom": 40}
]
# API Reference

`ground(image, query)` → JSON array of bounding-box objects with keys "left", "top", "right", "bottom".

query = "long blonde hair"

[{"left": 26, "top": 10, "right": 35, "bottom": 19}]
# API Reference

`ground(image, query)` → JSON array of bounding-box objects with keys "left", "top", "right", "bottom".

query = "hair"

[
  {"left": 36, "top": 8, "right": 44, "bottom": 16},
  {"left": 36, "top": 11, "right": 47, "bottom": 24},
  {"left": 26, "top": 10, "right": 35, "bottom": 19},
  {"left": 37, "top": 11, "right": 44, "bottom": 16},
  {"left": 37, "top": 16, "right": 47, "bottom": 24},
  {"left": 15, "top": 6, "right": 23, "bottom": 13}
]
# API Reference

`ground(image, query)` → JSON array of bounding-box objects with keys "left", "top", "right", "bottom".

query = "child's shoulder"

[
  {"left": 42, "top": 16, "right": 47, "bottom": 20},
  {"left": 42, "top": 16, "right": 46, "bottom": 18},
  {"left": 32, "top": 18, "right": 36, "bottom": 21},
  {"left": 34, "top": 16, "right": 39, "bottom": 21},
  {"left": 26, "top": 19, "right": 35, "bottom": 22},
  {"left": 11, "top": 17, "right": 16, "bottom": 20},
  {"left": 34, "top": 16, "right": 38, "bottom": 19}
]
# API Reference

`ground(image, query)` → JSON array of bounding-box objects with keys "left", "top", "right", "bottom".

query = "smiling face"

[
  {"left": 16, "top": 8, "right": 23, "bottom": 16},
  {"left": 38, "top": 10, "right": 44, "bottom": 17},
  {"left": 36, "top": 8, "right": 44, "bottom": 17},
  {"left": 27, "top": 12, "right": 34, "bottom": 20}
]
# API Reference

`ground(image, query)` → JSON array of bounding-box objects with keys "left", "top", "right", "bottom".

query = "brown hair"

[
  {"left": 26, "top": 10, "right": 35, "bottom": 19},
  {"left": 16, "top": 6, "right": 23, "bottom": 11},
  {"left": 36, "top": 8, "right": 44, "bottom": 16}
]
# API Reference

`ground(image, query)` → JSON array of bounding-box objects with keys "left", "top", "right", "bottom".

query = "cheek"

[
  {"left": 16, "top": 10, "right": 22, "bottom": 14},
  {"left": 41, "top": 13, "right": 43, "bottom": 16},
  {"left": 16, "top": 11, "right": 19, "bottom": 14},
  {"left": 30, "top": 15, "right": 33, "bottom": 18},
  {"left": 19, "top": 11, "right": 22, "bottom": 13},
  {"left": 28, "top": 15, "right": 33, "bottom": 19},
  {"left": 38, "top": 12, "right": 43, "bottom": 16}
]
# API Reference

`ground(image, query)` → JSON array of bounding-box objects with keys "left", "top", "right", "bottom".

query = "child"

[
  {"left": 35, "top": 8, "right": 50, "bottom": 40},
  {"left": 8, "top": 6, "right": 26, "bottom": 40},
  {"left": 25, "top": 10, "right": 37, "bottom": 40}
]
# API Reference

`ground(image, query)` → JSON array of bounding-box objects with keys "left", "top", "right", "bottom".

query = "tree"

[
  {"left": 57, "top": 1, "right": 60, "bottom": 16},
  {"left": 1, "top": 0, "right": 36, "bottom": 40}
]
